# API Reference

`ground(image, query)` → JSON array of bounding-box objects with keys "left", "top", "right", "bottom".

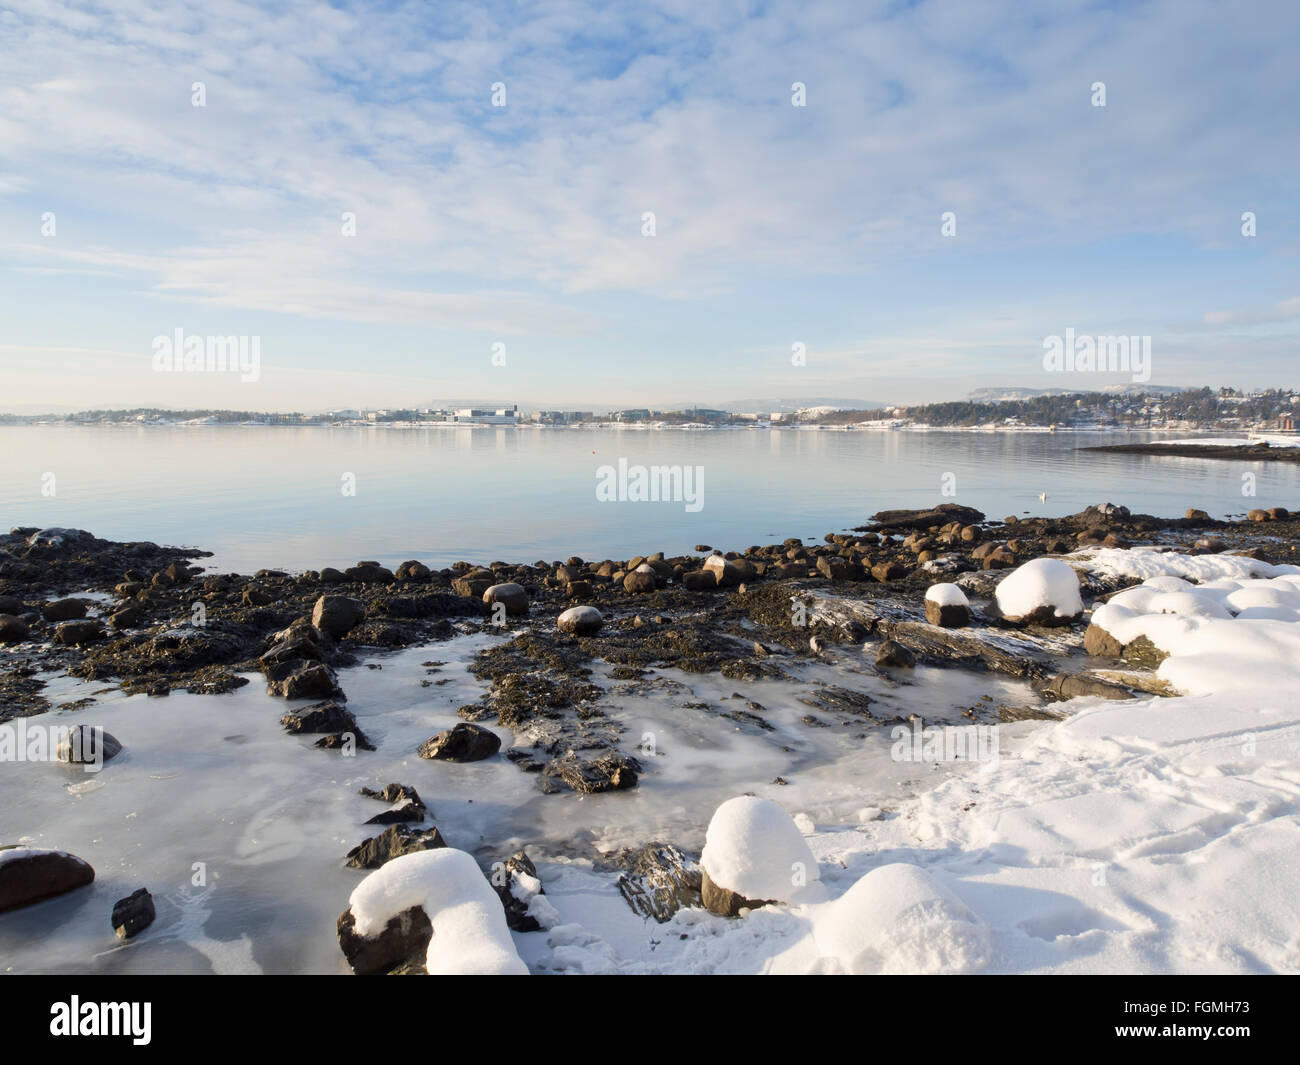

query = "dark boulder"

[
  {"left": 418, "top": 722, "right": 501, "bottom": 762},
  {"left": 111, "top": 888, "right": 156, "bottom": 939},
  {"left": 312, "top": 595, "right": 366, "bottom": 637},
  {"left": 0, "top": 848, "right": 95, "bottom": 912},
  {"left": 345, "top": 824, "right": 446, "bottom": 869},
  {"left": 337, "top": 906, "right": 431, "bottom": 975}
]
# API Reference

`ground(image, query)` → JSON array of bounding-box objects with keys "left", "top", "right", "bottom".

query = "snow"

[
  {"left": 811, "top": 863, "right": 991, "bottom": 974},
  {"left": 924, "top": 583, "right": 969, "bottom": 607},
  {"left": 699, "top": 796, "right": 819, "bottom": 902},
  {"left": 8, "top": 544, "right": 1300, "bottom": 975},
  {"left": 994, "top": 557, "right": 1083, "bottom": 618},
  {"left": 348, "top": 849, "right": 528, "bottom": 975},
  {"left": 1092, "top": 571, "right": 1300, "bottom": 697},
  {"left": 0, "top": 846, "right": 78, "bottom": 869},
  {"left": 1075, "top": 545, "right": 1290, "bottom": 582},
  {"left": 1158, "top": 435, "right": 1300, "bottom": 448}
]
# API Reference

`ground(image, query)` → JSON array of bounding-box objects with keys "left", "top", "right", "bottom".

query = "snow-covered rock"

[
  {"left": 346, "top": 848, "right": 528, "bottom": 975},
  {"left": 812, "top": 863, "right": 991, "bottom": 974},
  {"left": 994, "top": 557, "right": 1084, "bottom": 625},
  {"left": 699, "top": 796, "right": 818, "bottom": 916},
  {"left": 924, "top": 582, "right": 971, "bottom": 628}
]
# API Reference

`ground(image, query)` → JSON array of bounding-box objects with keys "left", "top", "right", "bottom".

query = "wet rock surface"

[
  {"left": 111, "top": 887, "right": 156, "bottom": 939},
  {"left": 0, "top": 847, "right": 95, "bottom": 913}
]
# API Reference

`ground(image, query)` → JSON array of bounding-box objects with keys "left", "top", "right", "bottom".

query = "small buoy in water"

[{"left": 1038, "top": 492, "right": 1047, "bottom": 502}]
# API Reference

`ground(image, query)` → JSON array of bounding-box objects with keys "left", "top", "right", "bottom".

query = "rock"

[
  {"left": 1083, "top": 622, "right": 1124, "bottom": 657},
  {"left": 265, "top": 660, "right": 342, "bottom": 700},
  {"left": 702, "top": 555, "right": 742, "bottom": 587},
  {"left": 981, "top": 546, "right": 1015, "bottom": 569},
  {"left": 312, "top": 595, "right": 366, "bottom": 637},
  {"left": 1185, "top": 508, "right": 1210, "bottom": 522},
  {"left": 111, "top": 888, "right": 156, "bottom": 939},
  {"left": 924, "top": 583, "right": 971, "bottom": 628},
  {"left": 1083, "top": 624, "right": 1168, "bottom": 667},
  {"left": 623, "top": 570, "right": 657, "bottom": 593},
  {"left": 994, "top": 557, "right": 1084, "bottom": 626},
  {"left": 609, "top": 843, "right": 703, "bottom": 924},
  {"left": 483, "top": 583, "right": 529, "bottom": 617},
  {"left": 319, "top": 566, "right": 347, "bottom": 583},
  {"left": 242, "top": 585, "right": 275, "bottom": 606},
  {"left": 565, "top": 580, "right": 593, "bottom": 599},
  {"left": 0, "top": 595, "right": 25, "bottom": 614},
  {"left": 876, "top": 640, "right": 916, "bottom": 668},
  {"left": 1248, "top": 509, "right": 1270, "bottom": 522},
  {"left": 554, "top": 752, "right": 641, "bottom": 793},
  {"left": 1037, "top": 673, "right": 1134, "bottom": 701},
  {"left": 0, "top": 615, "right": 30, "bottom": 643},
  {"left": 345, "top": 564, "right": 395, "bottom": 584},
  {"left": 701, "top": 867, "right": 777, "bottom": 918},
  {"left": 360, "top": 783, "right": 429, "bottom": 824},
  {"left": 557, "top": 605, "right": 603, "bottom": 636},
  {"left": 337, "top": 905, "right": 432, "bottom": 975},
  {"left": 42, "top": 598, "right": 88, "bottom": 622},
  {"left": 0, "top": 847, "right": 95, "bottom": 912},
  {"left": 418, "top": 722, "right": 501, "bottom": 762},
  {"left": 699, "top": 796, "right": 817, "bottom": 917},
  {"left": 395, "top": 560, "right": 431, "bottom": 580},
  {"left": 681, "top": 570, "right": 715, "bottom": 591},
  {"left": 281, "top": 700, "right": 356, "bottom": 734},
  {"left": 817, "top": 556, "right": 852, "bottom": 581},
  {"left": 866, "top": 504, "right": 985, "bottom": 531},
  {"left": 345, "top": 824, "right": 446, "bottom": 869},
  {"left": 451, "top": 576, "right": 492, "bottom": 598},
  {"left": 1269, "top": 507, "right": 1290, "bottom": 521},
  {"left": 108, "top": 605, "right": 145, "bottom": 629},
  {"left": 51, "top": 620, "right": 105, "bottom": 646},
  {"left": 871, "top": 560, "right": 908, "bottom": 582},
  {"left": 491, "top": 850, "right": 547, "bottom": 932},
  {"left": 56, "top": 725, "right": 123, "bottom": 764}
]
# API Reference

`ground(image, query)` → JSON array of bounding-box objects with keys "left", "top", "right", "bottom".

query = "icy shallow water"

[{"left": 0, "top": 631, "right": 1041, "bottom": 974}]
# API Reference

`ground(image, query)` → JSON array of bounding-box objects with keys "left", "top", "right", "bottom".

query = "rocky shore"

[
  {"left": 3, "top": 501, "right": 1298, "bottom": 971},
  {"left": 1083, "top": 440, "right": 1300, "bottom": 463}
]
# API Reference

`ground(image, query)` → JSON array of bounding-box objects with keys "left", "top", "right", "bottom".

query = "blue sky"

[{"left": 1, "top": 0, "right": 1297, "bottom": 412}]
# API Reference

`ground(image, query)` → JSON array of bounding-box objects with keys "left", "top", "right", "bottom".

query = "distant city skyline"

[{"left": 2, "top": 0, "right": 1298, "bottom": 413}]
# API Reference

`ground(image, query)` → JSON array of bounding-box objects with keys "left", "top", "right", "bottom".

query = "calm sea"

[{"left": 2, "top": 425, "right": 1295, "bottom": 573}]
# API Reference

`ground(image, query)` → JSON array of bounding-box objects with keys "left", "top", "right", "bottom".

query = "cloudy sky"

[{"left": 1, "top": 0, "right": 1297, "bottom": 413}]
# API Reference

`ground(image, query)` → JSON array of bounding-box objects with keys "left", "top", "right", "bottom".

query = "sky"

[{"left": 0, "top": 0, "right": 1297, "bottom": 413}]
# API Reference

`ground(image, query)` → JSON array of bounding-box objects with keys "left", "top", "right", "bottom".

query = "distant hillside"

[
  {"left": 968, "top": 385, "right": 1186, "bottom": 402},
  {"left": 692, "top": 397, "right": 885, "bottom": 413}
]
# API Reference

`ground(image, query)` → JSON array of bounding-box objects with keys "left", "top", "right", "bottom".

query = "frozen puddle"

[{"left": 1, "top": 633, "right": 1041, "bottom": 974}]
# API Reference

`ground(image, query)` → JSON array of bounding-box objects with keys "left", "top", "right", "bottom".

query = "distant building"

[
  {"left": 454, "top": 405, "right": 518, "bottom": 424},
  {"left": 531, "top": 410, "right": 594, "bottom": 424},
  {"left": 612, "top": 409, "right": 652, "bottom": 422}
]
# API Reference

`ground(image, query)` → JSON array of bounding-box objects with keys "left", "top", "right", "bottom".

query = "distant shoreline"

[
  {"left": 1083, "top": 441, "right": 1300, "bottom": 463},
  {"left": 0, "top": 420, "right": 1272, "bottom": 436}
]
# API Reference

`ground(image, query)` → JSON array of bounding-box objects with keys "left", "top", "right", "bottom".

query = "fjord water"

[{"left": 3, "top": 425, "right": 1296, "bottom": 572}]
